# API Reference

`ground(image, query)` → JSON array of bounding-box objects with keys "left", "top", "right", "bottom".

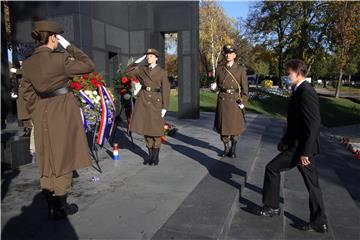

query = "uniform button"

[
  {"left": 149, "top": 95, "right": 152, "bottom": 97},
  {"left": 45, "top": 109, "right": 48, "bottom": 113}
]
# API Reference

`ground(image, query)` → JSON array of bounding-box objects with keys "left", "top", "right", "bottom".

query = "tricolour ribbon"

[
  {"left": 79, "top": 108, "right": 88, "bottom": 131},
  {"left": 79, "top": 90, "right": 96, "bottom": 109},
  {"left": 96, "top": 85, "right": 108, "bottom": 146},
  {"left": 100, "top": 85, "right": 116, "bottom": 138}
]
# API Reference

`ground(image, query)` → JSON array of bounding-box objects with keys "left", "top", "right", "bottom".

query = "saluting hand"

[
  {"left": 300, "top": 156, "right": 311, "bottom": 166},
  {"left": 56, "top": 34, "right": 71, "bottom": 49},
  {"left": 135, "top": 55, "right": 146, "bottom": 64}
]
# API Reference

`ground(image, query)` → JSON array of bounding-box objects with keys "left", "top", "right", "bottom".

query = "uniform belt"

[
  {"left": 142, "top": 86, "right": 161, "bottom": 92},
  {"left": 39, "top": 87, "right": 72, "bottom": 99},
  {"left": 220, "top": 88, "right": 239, "bottom": 93}
]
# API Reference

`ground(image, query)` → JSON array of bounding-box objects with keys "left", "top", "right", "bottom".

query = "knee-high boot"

[
  {"left": 42, "top": 189, "right": 55, "bottom": 220},
  {"left": 53, "top": 194, "right": 79, "bottom": 220},
  {"left": 228, "top": 141, "right": 237, "bottom": 158}
]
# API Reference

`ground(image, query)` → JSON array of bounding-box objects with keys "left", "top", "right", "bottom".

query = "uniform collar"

[
  {"left": 149, "top": 63, "right": 157, "bottom": 69},
  {"left": 226, "top": 61, "right": 234, "bottom": 68},
  {"left": 33, "top": 46, "right": 54, "bottom": 54}
]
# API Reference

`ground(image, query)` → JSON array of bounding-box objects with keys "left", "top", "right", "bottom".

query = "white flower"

[
  {"left": 123, "top": 94, "right": 131, "bottom": 100},
  {"left": 96, "top": 96, "right": 101, "bottom": 101},
  {"left": 84, "top": 90, "right": 92, "bottom": 96},
  {"left": 92, "top": 91, "right": 98, "bottom": 96}
]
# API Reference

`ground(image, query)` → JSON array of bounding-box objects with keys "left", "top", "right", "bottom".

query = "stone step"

[
  {"left": 283, "top": 134, "right": 360, "bottom": 240},
  {"left": 226, "top": 118, "right": 286, "bottom": 240},
  {"left": 152, "top": 115, "right": 265, "bottom": 239}
]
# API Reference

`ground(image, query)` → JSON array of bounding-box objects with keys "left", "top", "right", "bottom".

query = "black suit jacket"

[{"left": 282, "top": 81, "right": 321, "bottom": 157}]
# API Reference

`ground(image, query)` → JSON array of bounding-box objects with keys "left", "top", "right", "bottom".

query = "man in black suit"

[{"left": 259, "top": 59, "right": 328, "bottom": 233}]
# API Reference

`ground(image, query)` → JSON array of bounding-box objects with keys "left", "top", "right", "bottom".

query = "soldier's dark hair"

[
  {"left": 285, "top": 59, "right": 307, "bottom": 76},
  {"left": 31, "top": 30, "right": 55, "bottom": 45}
]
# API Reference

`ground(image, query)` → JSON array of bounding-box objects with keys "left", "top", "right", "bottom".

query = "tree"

[
  {"left": 246, "top": 1, "right": 297, "bottom": 86},
  {"left": 286, "top": 1, "right": 328, "bottom": 78},
  {"left": 165, "top": 54, "right": 177, "bottom": 78},
  {"left": 325, "top": 1, "right": 360, "bottom": 97},
  {"left": 199, "top": 0, "right": 237, "bottom": 79}
]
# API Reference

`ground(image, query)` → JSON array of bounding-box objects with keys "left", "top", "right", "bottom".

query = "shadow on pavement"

[
  {"left": 1, "top": 192, "right": 78, "bottom": 240},
  {"left": 1, "top": 168, "right": 20, "bottom": 201}
]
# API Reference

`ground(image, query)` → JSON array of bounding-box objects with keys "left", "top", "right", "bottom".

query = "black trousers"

[{"left": 262, "top": 146, "right": 327, "bottom": 225}]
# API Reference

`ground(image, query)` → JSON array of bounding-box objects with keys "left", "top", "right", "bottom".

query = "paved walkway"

[{"left": 1, "top": 113, "right": 359, "bottom": 239}]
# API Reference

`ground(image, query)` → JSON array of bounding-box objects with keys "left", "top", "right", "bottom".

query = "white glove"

[
  {"left": 238, "top": 103, "right": 245, "bottom": 109},
  {"left": 135, "top": 55, "right": 146, "bottom": 64},
  {"left": 11, "top": 92, "right": 18, "bottom": 99},
  {"left": 56, "top": 34, "right": 71, "bottom": 49},
  {"left": 133, "top": 82, "right": 142, "bottom": 96},
  {"left": 161, "top": 109, "right": 167, "bottom": 118},
  {"left": 10, "top": 68, "right": 17, "bottom": 73},
  {"left": 210, "top": 82, "right": 217, "bottom": 91}
]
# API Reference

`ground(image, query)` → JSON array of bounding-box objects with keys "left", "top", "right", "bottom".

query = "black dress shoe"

[
  {"left": 258, "top": 206, "right": 280, "bottom": 217},
  {"left": 302, "top": 223, "right": 328, "bottom": 233}
]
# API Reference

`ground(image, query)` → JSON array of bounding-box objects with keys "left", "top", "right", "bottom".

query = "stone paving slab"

[{"left": 1, "top": 112, "right": 223, "bottom": 239}]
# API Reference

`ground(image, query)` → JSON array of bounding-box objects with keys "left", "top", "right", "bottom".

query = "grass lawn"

[
  {"left": 319, "top": 86, "right": 360, "bottom": 94},
  {"left": 169, "top": 88, "right": 360, "bottom": 128}
]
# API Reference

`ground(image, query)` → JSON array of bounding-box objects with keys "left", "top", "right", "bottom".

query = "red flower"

[
  {"left": 91, "top": 78, "right": 100, "bottom": 87},
  {"left": 120, "top": 89, "right": 127, "bottom": 96},
  {"left": 132, "top": 77, "right": 139, "bottom": 84},
  {"left": 82, "top": 74, "right": 89, "bottom": 79},
  {"left": 121, "top": 76, "right": 128, "bottom": 84},
  {"left": 70, "top": 82, "right": 81, "bottom": 91}
]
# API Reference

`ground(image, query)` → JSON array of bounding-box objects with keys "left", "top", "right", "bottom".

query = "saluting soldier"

[
  {"left": 22, "top": 20, "right": 95, "bottom": 220},
  {"left": 211, "top": 44, "right": 249, "bottom": 158},
  {"left": 125, "top": 48, "right": 170, "bottom": 166}
]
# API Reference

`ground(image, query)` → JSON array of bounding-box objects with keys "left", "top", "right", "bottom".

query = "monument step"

[
  {"left": 152, "top": 115, "right": 265, "bottom": 239},
  {"left": 226, "top": 118, "right": 286, "bottom": 240}
]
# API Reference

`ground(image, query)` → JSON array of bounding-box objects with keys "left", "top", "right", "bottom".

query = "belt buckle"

[
  {"left": 226, "top": 89, "right": 231, "bottom": 93},
  {"left": 146, "top": 86, "right": 151, "bottom": 91}
]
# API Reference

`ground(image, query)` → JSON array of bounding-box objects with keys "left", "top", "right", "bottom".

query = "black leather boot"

[
  {"left": 42, "top": 189, "right": 55, "bottom": 220},
  {"left": 144, "top": 148, "right": 153, "bottom": 165},
  {"left": 221, "top": 142, "right": 230, "bottom": 157},
  {"left": 53, "top": 194, "right": 79, "bottom": 220},
  {"left": 152, "top": 148, "right": 160, "bottom": 166},
  {"left": 228, "top": 141, "right": 237, "bottom": 158}
]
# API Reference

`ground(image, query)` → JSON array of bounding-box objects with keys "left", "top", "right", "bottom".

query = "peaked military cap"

[
  {"left": 32, "top": 20, "right": 64, "bottom": 34},
  {"left": 145, "top": 48, "right": 159, "bottom": 57},
  {"left": 223, "top": 44, "right": 237, "bottom": 54}
]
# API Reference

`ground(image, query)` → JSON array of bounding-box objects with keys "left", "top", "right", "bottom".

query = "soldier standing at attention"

[
  {"left": 22, "top": 20, "right": 95, "bottom": 220},
  {"left": 211, "top": 44, "right": 249, "bottom": 158},
  {"left": 126, "top": 48, "right": 170, "bottom": 166}
]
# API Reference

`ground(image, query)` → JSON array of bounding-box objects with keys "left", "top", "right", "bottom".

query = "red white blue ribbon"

[
  {"left": 101, "top": 85, "right": 116, "bottom": 138},
  {"left": 79, "top": 108, "right": 88, "bottom": 131},
  {"left": 96, "top": 85, "right": 108, "bottom": 146},
  {"left": 79, "top": 90, "right": 96, "bottom": 109}
]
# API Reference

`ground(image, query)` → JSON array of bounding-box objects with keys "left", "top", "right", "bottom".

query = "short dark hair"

[{"left": 285, "top": 59, "right": 307, "bottom": 76}]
